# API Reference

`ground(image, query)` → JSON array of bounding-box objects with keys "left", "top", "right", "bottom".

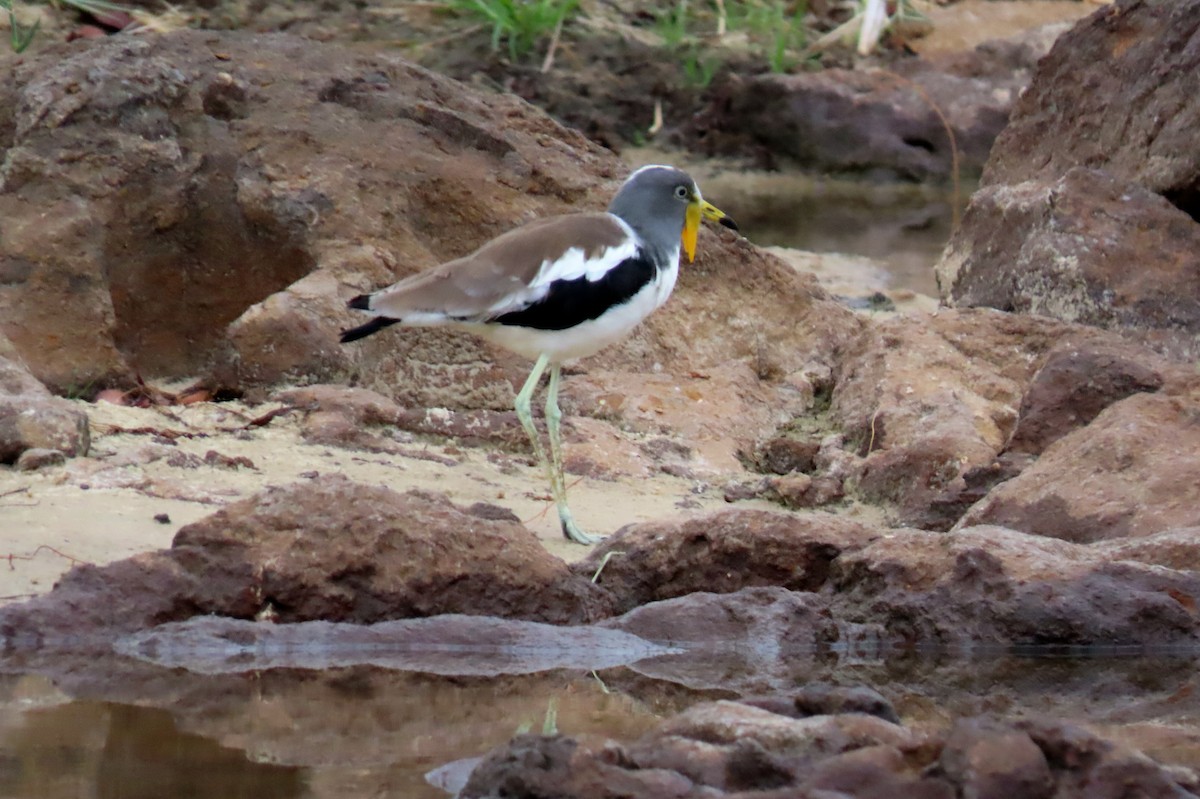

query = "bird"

[{"left": 340, "top": 164, "right": 738, "bottom": 545}]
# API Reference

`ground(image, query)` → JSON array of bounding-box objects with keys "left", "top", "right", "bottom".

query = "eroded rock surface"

[
  {"left": 0, "top": 475, "right": 609, "bottom": 648},
  {"left": 939, "top": 0, "right": 1200, "bottom": 342},
  {"left": 939, "top": 167, "right": 1200, "bottom": 338},
  {"left": 1006, "top": 337, "right": 1167, "bottom": 456},
  {"left": 959, "top": 389, "right": 1200, "bottom": 543},
  {"left": 462, "top": 701, "right": 1199, "bottom": 799},
  {"left": 581, "top": 513, "right": 1200, "bottom": 648}
]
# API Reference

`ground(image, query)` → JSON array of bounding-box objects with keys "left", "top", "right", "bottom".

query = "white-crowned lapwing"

[{"left": 341, "top": 165, "right": 737, "bottom": 544}]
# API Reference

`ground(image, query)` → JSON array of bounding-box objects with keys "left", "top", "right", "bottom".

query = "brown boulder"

[
  {"left": 982, "top": 0, "right": 1200, "bottom": 199},
  {"left": 0, "top": 342, "right": 90, "bottom": 463},
  {"left": 1006, "top": 338, "right": 1166, "bottom": 455},
  {"left": 830, "top": 309, "right": 1071, "bottom": 529},
  {"left": 830, "top": 524, "right": 1200, "bottom": 646},
  {"left": 0, "top": 30, "right": 611, "bottom": 394},
  {"left": 0, "top": 475, "right": 608, "bottom": 648},
  {"left": 938, "top": 168, "right": 1200, "bottom": 337},
  {"left": 575, "top": 510, "right": 881, "bottom": 615},
  {"left": 940, "top": 0, "right": 1200, "bottom": 338},
  {"left": 958, "top": 390, "right": 1200, "bottom": 543},
  {"left": 171, "top": 476, "right": 607, "bottom": 624},
  {"left": 938, "top": 717, "right": 1054, "bottom": 799},
  {"left": 581, "top": 509, "right": 1200, "bottom": 648},
  {"left": 0, "top": 336, "right": 48, "bottom": 396},
  {"left": 15, "top": 446, "right": 68, "bottom": 471}
]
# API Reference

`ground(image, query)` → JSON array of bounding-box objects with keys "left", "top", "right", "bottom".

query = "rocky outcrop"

[
  {"left": 0, "top": 31, "right": 610, "bottom": 395},
  {"left": 938, "top": 0, "right": 1200, "bottom": 342},
  {"left": 733, "top": 306, "right": 1197, "bottom": 532},
  {"left": 574, "top": 510, "right": 880, "bottom": 616},
  {"left": 937, "top": 167, "right": 1200, "bottom": 337},
  {"left": 577, "top": 510, "right": 1200, "bottom": 648},
  {"left": 958, "top": 388, "right": 1200, "bottom": 543},
  {"left": 0, "top": 475, "right": 609, "bottom": 648},
  {"left": 12, "top": 488, "right": 1200, "bottom": 652},
  {"left": 461, "top": 701, "right": 1199, "bottom": 799},
  {"left": 1005, "top": 337, "right": 1167, "bottom": 455},
  {"left": 829, "top": 309, "right": 1062, "bottom": 528},
  {"left": 0, "top": 30, "right": 859, "bottom": 409}
]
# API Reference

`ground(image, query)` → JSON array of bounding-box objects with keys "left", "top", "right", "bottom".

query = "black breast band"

[{"left": 492, "top": 252, "right": 658, "bottom": 331}]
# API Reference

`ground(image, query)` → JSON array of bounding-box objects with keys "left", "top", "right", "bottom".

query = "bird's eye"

[{"left": 674, "top": 185, "right": 689, "bottom": 200}]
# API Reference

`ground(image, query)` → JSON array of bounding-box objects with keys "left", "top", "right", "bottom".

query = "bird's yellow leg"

[
  {"left": 546, "top": 363, "right": 601, "bottom": 545},
  {"left": 515, "top": 354, "right": 556, "bottom": 510}
]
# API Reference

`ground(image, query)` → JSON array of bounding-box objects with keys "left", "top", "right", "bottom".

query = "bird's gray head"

[{"left": 607, "top": 165, "right": 699, "bottom": 258}]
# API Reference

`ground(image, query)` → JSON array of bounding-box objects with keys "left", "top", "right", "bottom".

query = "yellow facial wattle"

[{"left": 682, "top": 202, "right": 701, "bottom": 262}]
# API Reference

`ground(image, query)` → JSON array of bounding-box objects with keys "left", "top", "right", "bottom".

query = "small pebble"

[{"left": 153, "top": 513, "right": 172, "bottom": 525}]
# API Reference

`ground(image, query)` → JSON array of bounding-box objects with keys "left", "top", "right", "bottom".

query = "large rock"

[
  {"left": 938, "top": 167, "right": 1200, "bottom": 337},
  {"left": 0, "top": 31, "right": 609, "bottom": 395},
  {"left": 574, "top": 509, "right": 881, "bottom": 616},
  {"left": 982, "top": 0, "right": 1200, "bottom": 199},
  {"left": 0, "top": 395, "right": 89, "bottom": 464},
  {"left": 765, "top": 308, "right": 1187, "bottom": 531},
  {"left": 828, "top": 524, "right": 1200, "bottom": 647},
  {"left": 0, "top": 31, "right": 859, "bottom": 407},
  {"left": 578, "top": 509, "right": 1200, "bottom": 648},
  {"left": 827, "top": 309, "right": 1072, "bottom": 529},
  {"left": 0, "top": 475, "right": 609, "bottom": 648},
  {"left": 939, "top": 0, "right": 1200, "bottom": 340},
  {"left": 1005, "top": 337, "right": 1167, "bottom": 455},
  {"left": 685, "top": 29, "right": 1055, "bottom": 179},
  {"left": 958, "top": 389, "right": 1200, "bottom": 543}
]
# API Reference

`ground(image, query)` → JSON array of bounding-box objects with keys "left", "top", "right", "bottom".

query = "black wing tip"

[
  {"left": 719, "top": 215, "right": 739, "bottom": 232},
  {"left": 347, "top": 293, "right": 372, "bottom": 310},
  {"left": 340, "top": 316, "right": 400, "bottom": 343}
]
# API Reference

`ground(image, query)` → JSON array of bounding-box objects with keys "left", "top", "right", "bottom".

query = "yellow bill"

[{"left": 682, "top": 198, "right": 737, "bottom": 263}]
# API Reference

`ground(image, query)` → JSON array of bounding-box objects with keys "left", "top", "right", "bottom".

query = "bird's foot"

[{"left": 559, "top": 512, "right": 603, "bottom": 545}]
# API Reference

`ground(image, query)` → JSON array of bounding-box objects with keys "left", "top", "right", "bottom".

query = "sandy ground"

[
  {"left": 0, "top": 393, "right": 790, "bottom": 605},
  {"left": 914, "top": 0, "right": 1109, "bottom": 55}
]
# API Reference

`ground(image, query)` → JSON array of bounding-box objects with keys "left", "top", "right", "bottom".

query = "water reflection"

[
  {"left": 0, "top": 698, "right": 304, "bottom": 799},
  {"left": 4, "top": 648, "right": 1200, "bottom": 798},
  {"left": 700, "top": 171, "right": 973, "bottom": 297}
]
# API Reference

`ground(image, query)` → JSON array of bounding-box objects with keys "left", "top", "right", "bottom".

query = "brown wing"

[{"left": 368, "top": 213, "right": 631, "bottom": 321}]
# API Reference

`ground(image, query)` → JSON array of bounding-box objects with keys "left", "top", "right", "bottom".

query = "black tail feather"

[
  {"left": 340, "top": 316, "right": 400, "bottom": 343},
  {"left": 347, "top": 293, "right": 372, "bottom": 310}
]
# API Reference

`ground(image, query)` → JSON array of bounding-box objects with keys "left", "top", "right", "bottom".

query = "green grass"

[
  {"left": 3, "top": 0, "right": 135, "bottom": 52},
  {"left": 2, "top": 0, "right": 40, "bottom": 52},
  {"left": 447, "top": 0, "right": 581, "bottom": 62},
  {"left": 727, "top": 0, "right": 808, "bottom": 73},
  {"left": 681, "top": 46, "right": 721, "bottom": 88},
  {"left": 654, "top": 0, "right": 810, "bottom": 80}
]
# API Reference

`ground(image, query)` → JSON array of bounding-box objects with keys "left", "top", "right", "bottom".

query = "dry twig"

[{"left": 3, "top": 545, "right": 91, "bottom": 571}]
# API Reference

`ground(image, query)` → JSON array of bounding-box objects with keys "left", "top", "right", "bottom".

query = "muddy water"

[
  {"left": 5, "top": 647, "right": 1200, "bottom": 798},
  {"left": 700, "top": 170, "right": 966, "bottom": 298}
]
